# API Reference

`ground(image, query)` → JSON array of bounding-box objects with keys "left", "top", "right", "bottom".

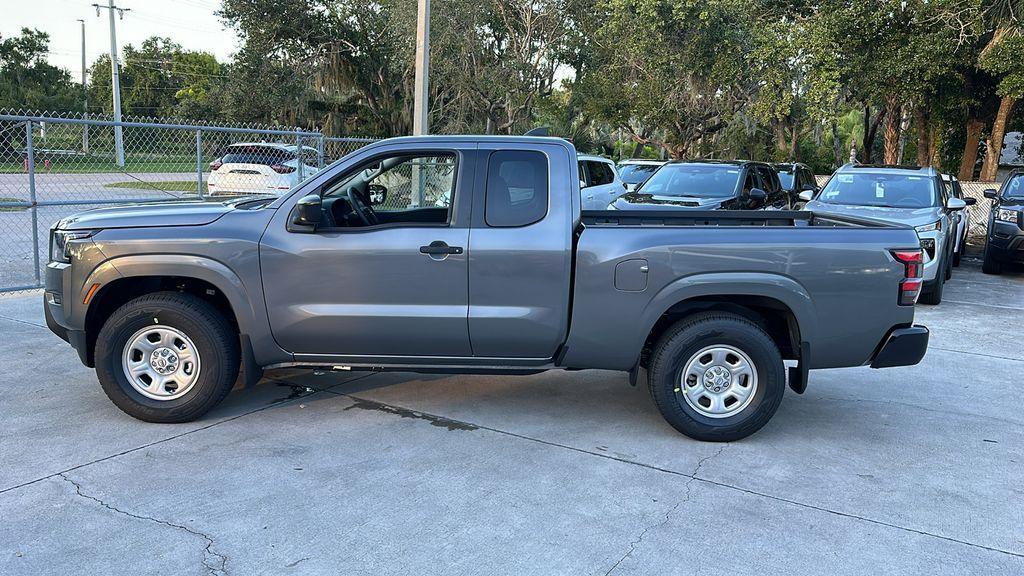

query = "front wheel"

[
  {"left": 982, "top": 242, "right": 1003, "bottom": 275},
  {"left": 647, "top": 313, "right": 786, "bottom": 442},
  {"left": 94, "top": 292, "right": 240, "bottom": 423}
]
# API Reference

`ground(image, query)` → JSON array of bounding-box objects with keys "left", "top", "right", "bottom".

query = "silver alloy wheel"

[
  {"left": 678, "top": 344, "right": 758, "bottom": 419},
  {"left": 121, "top": 325, "right": 201, "bottom": 401}
]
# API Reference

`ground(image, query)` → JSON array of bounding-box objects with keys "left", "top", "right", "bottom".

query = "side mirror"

[
  {"left": 983, "top": 188, "right": 998, "bottom": 199},
  {"left": 293, "top": 194, "right": 322, "bottom": 227},
  {"left": 368, "top": 184, "right": 388, "bottom": 206},
  {"left": 798, "top": 190, "right": 814, "bottom": 202},
  {"left": 963, "top": 197, "right": 977, "bottom": 206},
  {"left": 748, "top": 187, "right": 768, "bottom": 202},
  {"left": 946, "top": 197, "right": 967, "bottom": 211}
]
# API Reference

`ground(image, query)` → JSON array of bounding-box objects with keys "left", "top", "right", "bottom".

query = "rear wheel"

[
  {"left": 94, "top": 292, "right": 240, "bottom": 423},
  {"left": 647, "top": 312, "right": 785, "bottom": 442}
]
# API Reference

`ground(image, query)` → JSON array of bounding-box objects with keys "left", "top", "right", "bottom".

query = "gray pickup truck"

[{"left": 44, "top": 136, "right": 929, "bottom": 441}]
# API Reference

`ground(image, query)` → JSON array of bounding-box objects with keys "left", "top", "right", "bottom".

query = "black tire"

[
  {"left": 953, "top": 248, "right": 961, "bottom": 267},
  {"left": 918, "top": 275, "right": 944, "bottom": 305},
  {"left": 647, "top": 312, "right": 786, "bottom": 442},
  {"left": 944, "top": 249, "right": 953, "bottom": 280},
  {"left": 94, "top": 292, "right": 240, "bottom": 423},
  {"left": 982, "top": 242, "right": 1003, "bottom": 275}
]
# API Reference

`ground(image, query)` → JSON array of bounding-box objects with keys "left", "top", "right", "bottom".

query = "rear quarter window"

[{"left": 485, "top": 150, "right": 549, "bottom": 227}]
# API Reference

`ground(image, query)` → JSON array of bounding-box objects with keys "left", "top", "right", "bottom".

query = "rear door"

[{"left": 468, "top": 142, "right": 574, "bottom": 358}]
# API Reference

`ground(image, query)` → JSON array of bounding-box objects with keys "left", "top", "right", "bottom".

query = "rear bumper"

[{"left": 870, "top": 325, "right": 929, "bottom": 368}]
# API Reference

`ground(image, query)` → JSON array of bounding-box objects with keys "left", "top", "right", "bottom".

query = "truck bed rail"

[{"left": 581, "top": 209, "right": 901, "bottom": 229}]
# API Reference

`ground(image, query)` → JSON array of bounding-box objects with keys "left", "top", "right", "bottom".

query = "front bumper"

[
  {"left": 986, "top": 220, "right": 1024, "bottom": 263},
  {"left": 44, "top": 260, "right": 91, "bottom": 366},
  {"left": 870, "top": 325, "right": 929, "bottom": 368}
]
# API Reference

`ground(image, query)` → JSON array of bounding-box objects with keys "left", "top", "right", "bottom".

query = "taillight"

[
  {"left": 271, "top": 164, "right": 295, "bottom": 174},
  {"left": 209, "top": 159, "right": 222, "bottom": 171},
  {"left": 891, "top": 249, "right": 923, "bottom": 306}
]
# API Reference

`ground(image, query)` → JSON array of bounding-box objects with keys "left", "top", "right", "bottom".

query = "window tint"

[
  {"left": 755, "top": 166, "right": 776, "bottom": 191},
  {"left": 585, "top": 161, "right": 615, "bottom": 186},
  {"left": 486, "top": 150, "right": 548, "bottom": 227}
]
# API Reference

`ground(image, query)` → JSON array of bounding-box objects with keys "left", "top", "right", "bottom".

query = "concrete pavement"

[{"left": 1, "top": 258, "right": 1022, "bottom": 575}]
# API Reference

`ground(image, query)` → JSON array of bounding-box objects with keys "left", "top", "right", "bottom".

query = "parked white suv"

[
  {"left": 942, "top": 173, "right": 976, "bottom": 266},
  {"left": 207, "top": 143, "right": 321, "bottom": 196},
  {"left": 578, "top": 154, "right": 626, "bottom": 210}
]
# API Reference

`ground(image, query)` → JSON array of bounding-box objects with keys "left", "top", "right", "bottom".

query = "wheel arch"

[
  {"left": 80, "top": 255, "right": 256, "bottom": 367},
  {"left": 637, "top": 273, "right": 815, "bottom": 371}
]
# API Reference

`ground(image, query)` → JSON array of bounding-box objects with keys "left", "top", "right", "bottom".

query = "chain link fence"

[{"left": 0, "top": 110, "right": 378, "bottom": 293}]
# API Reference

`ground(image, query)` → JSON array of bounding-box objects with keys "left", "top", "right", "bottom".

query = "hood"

[
  {"left": 56, "top": 200, "right": 235, "bottom": 230},
  {"left": 611, "top": 191, "right": 731, "bottom": 210},
  {"left": 804, "top": 200, "right": 941, "bottom": 228}
]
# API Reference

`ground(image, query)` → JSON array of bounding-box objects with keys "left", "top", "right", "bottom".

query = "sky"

[{"left": 2, "top": 0, "right": 239, "bottom": 80}]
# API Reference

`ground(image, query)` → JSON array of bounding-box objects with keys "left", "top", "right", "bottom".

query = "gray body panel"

[
  {"left": 564, "top": 225, "right": 916, "bottom": 370},
  {"left": 44, "top": 135, "right": 922, "bottom": 379}
]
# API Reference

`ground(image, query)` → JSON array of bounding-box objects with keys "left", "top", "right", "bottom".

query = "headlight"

[
  {"left": 914, "top": 220, "right": 941, "bottom": 233},
  {"left": 50, "top": 230, "right": 97, "bottom": 263},
  {"left": 996, "top": 208, "right": 1020, "bottom": 223}
]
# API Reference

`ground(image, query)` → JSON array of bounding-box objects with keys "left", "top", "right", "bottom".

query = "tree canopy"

[{"left": 8, "top": 1, "right": 1024, "bottom": 177}]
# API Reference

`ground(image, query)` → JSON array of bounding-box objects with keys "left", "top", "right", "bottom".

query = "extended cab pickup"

[{"left": 44, "top": 136, "right": 929, "bottom": 441}]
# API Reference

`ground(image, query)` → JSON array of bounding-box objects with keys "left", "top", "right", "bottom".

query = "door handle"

[{"left": 419, "top": 241, "right": 463, "bottom": 256}]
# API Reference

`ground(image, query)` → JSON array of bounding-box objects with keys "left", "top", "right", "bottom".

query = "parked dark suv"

[
  {"left": 982, "top": 168, "right": 1024, "bottom": 275},
  {"left": 774, "top": 162, "right": 819, "bottom": 208},
  {"left": 609, "top": 160, "right": 791, "bottom": 210}
]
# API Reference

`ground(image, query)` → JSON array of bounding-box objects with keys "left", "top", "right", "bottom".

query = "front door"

[{"left": 260, "top": 149, "right": 474, "bottom": 357}]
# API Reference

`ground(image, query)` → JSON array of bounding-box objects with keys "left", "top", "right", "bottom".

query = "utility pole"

[
  {"left": 412, "top": 0, "right": 430, "bottom": 136},
  {"left": 77, "top": 19, "right": 89, "bottom": 154},
  {"left": 93, "top": 1, "right": 130, "bottom": 166}
]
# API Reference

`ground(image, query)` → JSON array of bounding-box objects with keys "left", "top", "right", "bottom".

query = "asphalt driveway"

[{"left": 1, "top": 258, "right": 1022, "bottom": 575}]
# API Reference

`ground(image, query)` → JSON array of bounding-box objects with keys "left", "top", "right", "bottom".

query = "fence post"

[
  {"left": 295, "top": 129, "right": 304, "bottom": 182},
  {"left": 25, "top": 121, "right": 41, "bottom": 286},
  {"left": 317, "top": 135, "right": 325, "bottom": 169},
  {"left": 196, "top": 129, "right": 203, "bottom": 199}
]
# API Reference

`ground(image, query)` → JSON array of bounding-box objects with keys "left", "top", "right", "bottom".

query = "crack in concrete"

[
  {"left": 817, "top": 395, "right": 1024, "bottom": 429},
  {"left": 329, "top": 391, "right": 1024, "bottom": 560},
  {"left": 0, "top": 373, "right": 376, "bottom": 496},
  {"left": 59, "top": 473, "right": 228, "bottom": 575},
  {"left": 603, "top": 445, "right": 727, "bottom": 575},
  {"left": 0, "top": 313, "right": 47, "bottom": 329}
]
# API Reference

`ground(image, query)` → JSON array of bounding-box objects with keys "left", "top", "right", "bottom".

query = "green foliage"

[
  {"left": 980, "top": 33, "right": 1024, "bottom": 98},
  {"left": 0, "top": 28, "right": 79, "bottom": 111}
]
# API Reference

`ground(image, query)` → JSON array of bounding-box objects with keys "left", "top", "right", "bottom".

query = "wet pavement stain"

[
  {"left": 267, "top": 381, "right": 314, "bottom": 405},
  {"left": 343, "top": 397, "right": 478, "bottom": 431}
]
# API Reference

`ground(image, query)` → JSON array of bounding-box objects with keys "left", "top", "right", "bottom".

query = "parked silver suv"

[{"left": 803, "top": 164, "right": 966, "bottom": 304}]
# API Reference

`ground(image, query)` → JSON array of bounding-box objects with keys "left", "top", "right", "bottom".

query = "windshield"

[
  {"left": 818, "top": 172, "right": 938, "bottom": 208},
  {"left": 618, "top": 164, "right": 661, "bottom": 185},
  {"left": 638, "top": 164, "right": 741, "bottom": 198},
  {"left": 1003, "top": 175, "right": 1024, "bottom": 201}
]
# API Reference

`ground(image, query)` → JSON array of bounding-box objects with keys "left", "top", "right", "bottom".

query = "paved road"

[{"left": 0, "top": 260, "right": 1022, "bottom": 575}]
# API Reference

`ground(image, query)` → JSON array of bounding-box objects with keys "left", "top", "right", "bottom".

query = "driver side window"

[{"left": 323, "top": 153, "right": 457, "bottom": 228}]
